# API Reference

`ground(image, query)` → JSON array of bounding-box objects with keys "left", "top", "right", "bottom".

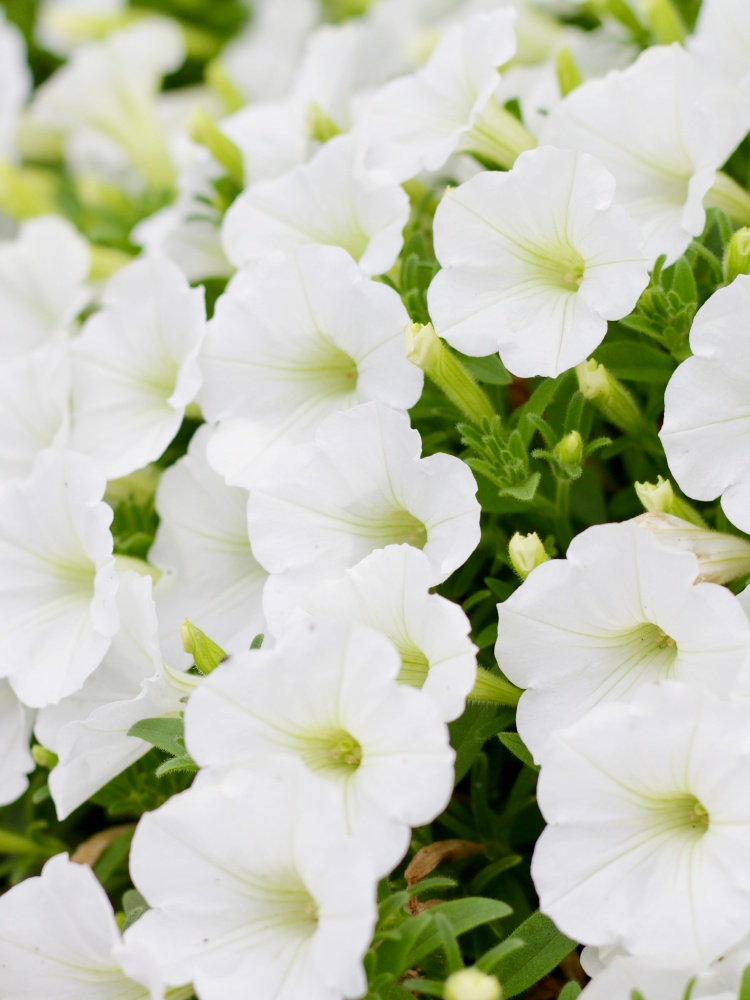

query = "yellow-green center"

[{"left": 298, "top": 728, "right": 363, "bottom": 777}]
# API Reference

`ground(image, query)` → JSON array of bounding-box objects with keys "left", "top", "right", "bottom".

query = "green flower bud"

[
  {"left": 638, "top": 0, "right": 685, "bottom": 44},
  {"left": 556, "top": 46, "right": 583, "bottom": 96},
  {"left": 181, "top": 620, "right": 227, "bottom": 675},
  {"left": 553, "top": 430, "right": 584, "bottom": 470},
  {"left": 724, "top": 228, "right": 750, "bottom": 284},
  {"left": 31, "top": 744, "right": 59, "bottom": 770},
  {"left": 405, "top": 322, "right": 495, "bottom": 426},
  {"left": 576, "top": 359, "right": 646, "bottom": 437},
  {"left": 634, "top": 475, "right": 708, "bottom": 528},
  {"left": 509, "top": 531, "right": 550, "bottom": 580},
  {"left": 445, "top": 968, "right": 503, "bottom": 1000}
]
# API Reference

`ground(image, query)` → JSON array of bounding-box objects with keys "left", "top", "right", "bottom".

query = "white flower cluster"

[{"left": 2, "top": 0, "right": 750, "bottom": 997}]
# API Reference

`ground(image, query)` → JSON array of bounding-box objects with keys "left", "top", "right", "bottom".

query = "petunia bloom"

[{"left": 427, "top": 145, "right": 649, "bottom": 377}]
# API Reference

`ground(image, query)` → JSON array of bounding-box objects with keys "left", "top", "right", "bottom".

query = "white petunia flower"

[
  {"left": 633, "top": 511, "right": 750, "bottom": 586},
  {"left": 0, "top": 449, "right": 118, "bottom": 709},
  {"left": 149, "top": 425, "right": 267, "bottom": 668},
  {"left": 0, "top": 852, "right": 165, "bottom": 999},
  {"left": 0, "top": 10, "right": 31, "bottom": 160},
  {"left": 281, "top": 544, "right": 476, "bottom": 722},
  {"left": 532, "top": 682, "right": 750, "bottom": 962},
  {"left": 30, "top": 19, "right": 184, "bottom": 189},
  {"left": 36, "top": 0, "right": 128, "bottom": 57},
  {"left": 690, "top": 0, "right": 750, "bottom": 85},
  {"left": 126, "top": 761, "right": 377, "bottom": 1000},
  {"left": 0, "top": 215, "right": 91, "bottom": 364},
  {"left": 184, "top": 619, "right": 454, "bottom": 874},
  {"left": 0, "top": 345, "right": 70, "bottom": 485},
  {"left": 35, "top": 572, "right": 194, "bottom": 820},
  {"left": 131, "top": 141, "right": 234, "bottom": 284},
  {"left": 540, "top": 44, "right": 750, "bottom": 265},
  {"left": 220, "top": 0, "right": 320, "bottom": 104},
  {"left": 70, "top": 257, "right": 206, "bottom": 480},
  {"left": 661, "top": 275, "right": 750, "bottom": 536},
  {"left": 222, "top": 133, "right": 410, "bottom": 277},
  {"left": 496, "top": 519, "right": 750, "bottom": 761},
  {"left": 200, "top": 245, "right": 423, "bottom": 488},
  {"left": 247, "top": 401, "right": 481, "bottom": 602},
  {"left": 579, "top": 953, "right": 733, "bottom": 1000},
  {"left": 427, "top": 145, "right": 649, "bottom": 378},
  {"left": 0, "top": 680, "right": 35, "bottom": 807},
  {"left": 357, "top": 8, "right": 526, "bottom": 182}
]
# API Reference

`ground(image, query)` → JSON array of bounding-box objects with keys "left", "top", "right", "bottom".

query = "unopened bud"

[
  {"left": 509, "top": 532, "right": 550, "bottom": 580},
  {"left": 724, "top": 228, "right": 750, "bottom": 284},
  {"left": 576, "top": 359, "right": 645, "bottom": 437},
  {"left": 181, "top": 620, "right": 227, "bottom": 675},
  {"left": 31, "top": 744, "right": 58, "bottom": 769},
  {"left": 445, "top": 968, "right": 503, "bottom": 1000},
  {"left": 635, "top": 512, "right": 750, "bottom": 584},
  {"left": 189, "top": 108, "right": 244, "bottom": 186},
  {"left": 553, "top": 430, "right": 584, "bottom": 470},
  {"left": 556, "top": 46, "right": 583, "bottom": 96},
  {"left": 638, "top": 0, "right": 685, "bottom": 44},
  {"left": 406, "top": 322, "right": 495, "bottom": 426},
  {"left": 634, "top": 476, "right": 708, "bottom": 528}
]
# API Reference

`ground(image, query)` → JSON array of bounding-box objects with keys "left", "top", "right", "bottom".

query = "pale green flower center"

[
  {"left": 643, "top": 792, "right": 710, "bottom": 838},
  {"left": 298, "top": 728, "right": 364, "bottom": 777},
  {"left": 535, "top": 245, "right": 586, "bottom": 291},
  {"left": 594, "top": 620, "right": 679, "bottom": 703},
  {"left": 398, "top": 644, "right": 431, "bottom": 688},
  {"left": 303, "top": 342, "right": 359, "bottom": 396},
  {"left": 342, "top": 506, "right": 427, "bottom": 550}
]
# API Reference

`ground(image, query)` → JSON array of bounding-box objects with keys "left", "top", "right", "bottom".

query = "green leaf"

[
  {"left": 128, "top": 717, "right": 185, "bottom": 756},
  {"left": 154, "top": 754, "right": 199, "bottom": 777},
  {"left": 559, "top": 983, "right": 582, "bottom": 999},
  {"left": 386, "top": 986, "right": 425, "bottom": 1000},
  {"left": 459, "top": 353, "right": 512, "bottom": 385},
  {"left": 497, "top": 733, "right": 539, "bottom": 772},
  {"left": 671, "top": 256, "right": 698, "bottom": 305},
  {"left": 408, "top": 898, "right": 513, "bottom": 967},
  {"left": 515, "top": 373, "right": 572, "bottom": 445},
  {"left": 121, "top": 889, "right": 148, "bottom": 931},
  {"left": 593, "top": 342, "right": 675, "bottom": 383},
  {"left": 433, "top": 912, "right": 464, "bottom": 974},
  {"left": 407, "top": 877, "right": 459, "bottom": 899},
  {"left": 401, "top": 979, "right": 445, "bottom": 996},
  {"left": 501, "top": 472, "right": 540, "bottom": 503},
  {"left": 0, "top": 828, "right": 58, "bottom": 856},
  {"left": 250, "top": 633, "right": 265, "bottom": 649},
  {"left": 450, "top": 704, "right": 500, "bottom": 783},
  {"left": 474, "top": 624, "right": 498, "bottom": 649},
  {"left": 483, "top": 911, "right": 575, "bottom": 998},
  {"left": 739, "top": 965, "right": 750, "bottom": 1000}
]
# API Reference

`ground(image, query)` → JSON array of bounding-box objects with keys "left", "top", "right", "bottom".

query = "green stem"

[
  {"left": 553, "top": 478, "right": 572, "bottom": 550},
  {"left": 406, "top": 323, "right": 495, "bottom": 426},
  {"left": 469, "top": 668, "right": 521, "bottom": 707}
]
